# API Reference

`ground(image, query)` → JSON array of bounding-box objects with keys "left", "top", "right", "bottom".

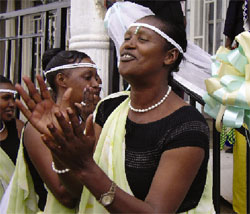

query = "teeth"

[{"left": 123, "top": 54, "right": 132, "bottom": 58}]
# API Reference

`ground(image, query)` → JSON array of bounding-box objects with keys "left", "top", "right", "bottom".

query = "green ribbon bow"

[{"left": 203, "top": 31, "right": 250, "bottom": 130}]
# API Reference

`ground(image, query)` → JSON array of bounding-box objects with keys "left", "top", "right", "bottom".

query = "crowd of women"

[{"left": 0, "top": 1, "right": 215, "bottom": 213}]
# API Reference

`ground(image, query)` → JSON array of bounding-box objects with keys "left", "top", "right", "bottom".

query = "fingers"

[
  {"left": 83, "top": 86, "right": 94, "bottom": 106},
  {"left": 23, "top": 76, "right": 42, "bottom": 104},
  {"left": 93, "top": 94, "right": 101, "bottom": 105},
  {"left": 15, "top": 98, "right": 32, "bottom": 120},
  {"left": 85, "top": 114, "right": 95, "bottom": 137},
  {"left": 41, "top": 133, "right": 64, "bottom": 158},
  {"left": 61, "top": 88, "right": 72, "bottom": 110},
  {"left": 15, "top": 83, "right": 37, "bottom": 111},
  {"left": 74, "top": 102, "right": 82, "bottom": 112},
  {"left": 54, "top": 111, "right": 76, "bottom": 141},
  {"left": 36, "top": 75, "right": 53, "bottom": 100},
  {"left": 67, "top": 107, "right": 85, "bottom": 138}
]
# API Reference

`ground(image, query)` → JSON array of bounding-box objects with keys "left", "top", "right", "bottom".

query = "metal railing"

[
  {"left": 171, "top": 78, "right": 250, "bottom": 214},
  {"left": 0, "top": 1, "right": 70, "bottom": 85}
]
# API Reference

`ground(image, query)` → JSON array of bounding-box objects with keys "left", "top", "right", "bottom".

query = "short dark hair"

[{"left": 0, "top": 75, "right": 13, "bottom": 84}]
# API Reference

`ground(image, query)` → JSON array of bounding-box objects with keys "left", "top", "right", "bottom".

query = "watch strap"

[{"left": 98, "top": 181, "right": 117, "bottom": 206}]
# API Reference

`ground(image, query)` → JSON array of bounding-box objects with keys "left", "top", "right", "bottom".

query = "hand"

[
  {"left": 41, "top": 108, "right": 96, "bottom": 172},
  {"left": 74, "top": 86, "right": 101, "bottom": 121},
  {"left": 15, "top": 75, "right": 71, "bottom": 136},
  {"left": 225, "top": 37, "right": 233, "bottom": 50}
]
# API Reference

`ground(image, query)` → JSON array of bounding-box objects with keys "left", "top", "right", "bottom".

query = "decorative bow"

[{"left": 203, "top": 31, "right": 250, "bottom": 132}]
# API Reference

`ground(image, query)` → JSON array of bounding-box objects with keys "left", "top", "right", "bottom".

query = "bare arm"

[
  {"left": 75, "top": 147, "right": 204, "bottom": 213},
  {"left": 23, "top": 123, "right": 80, "bottom": 208},
  {"left": 42, "top": 110, "right": 205, "bottom": 213},
  {"left": 15, "top": 75, "right": 100, "bottom": 205}
]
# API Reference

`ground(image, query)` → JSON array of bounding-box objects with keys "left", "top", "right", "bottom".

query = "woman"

[
  {"left": 11, "top": 49, "right": 102, "bottom": 212},
  {"left": 16, "top": 16, "right": 214, "bottom": 213},
  {"left": 0, "top": 75, "right": 24, "bottom": 201}
]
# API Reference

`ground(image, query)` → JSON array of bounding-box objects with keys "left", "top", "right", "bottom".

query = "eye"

[
  {"left": 1, "top": 94, "right": 14, "bottom": 101},
  {"left": 138, "top": 37, "right": 148, "bottom": 42},
  {"left": 84, "top": 75, "right": 92, "bottom": 81},
  {"left": 124, "top": 36, "right": 131, "bottom": 41}
]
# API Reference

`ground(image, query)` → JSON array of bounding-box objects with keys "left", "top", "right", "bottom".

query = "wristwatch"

[{"left": 98, "top": 181, "right": 117, "bottom": 206}]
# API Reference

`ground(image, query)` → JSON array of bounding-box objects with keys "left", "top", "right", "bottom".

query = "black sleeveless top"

[
  {"left": 95, "top": 95, "right": 210, "bottom": 213},
  {"left": 0, "top": 119, "right": 20, "bottom": 164}
]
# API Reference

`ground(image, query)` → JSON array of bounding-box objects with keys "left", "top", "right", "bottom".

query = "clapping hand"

[
  {"left": 41, "top": 108, "right": 96, "bottom": 172},
  {"left": 74, "top": 86, "right": 101, "bottom": 122},
  {"left": 15, "top": 75, "right": 71, "bottom": 136}
]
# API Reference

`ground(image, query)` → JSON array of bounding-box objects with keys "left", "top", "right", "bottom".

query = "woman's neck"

[
  {"left": 129, "top": 85, "right": 169, "bottom": 109},
  {"left": 56, "top": 96, "right": 77, "bottom": 116}
]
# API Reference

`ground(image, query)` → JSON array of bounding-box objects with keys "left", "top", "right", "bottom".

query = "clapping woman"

[
  {"left": 16, "top": 15, "right": 214, "bottom": 213},
  {"left": 3, "top": 49, "right": 102, "bottom": 213}
]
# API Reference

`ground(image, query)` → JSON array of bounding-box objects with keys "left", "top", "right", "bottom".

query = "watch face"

[{"left": 102, "top": 194, "right": 114, "bottom": 206}]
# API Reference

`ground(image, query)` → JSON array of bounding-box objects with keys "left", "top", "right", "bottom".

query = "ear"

[
  {"left": 55, "top": 73, "right": 68, "bottom": 88},
  {"left": 163, "top": 48, "right": 179, "bottom": 66}
]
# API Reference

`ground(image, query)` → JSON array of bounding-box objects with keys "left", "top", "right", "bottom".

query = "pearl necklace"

[
  {"left": 0, "top": 121, "right": 5, "bottom": 133},
  {"left": 129, "top": 86, "right": 172, "bottom": 113}
]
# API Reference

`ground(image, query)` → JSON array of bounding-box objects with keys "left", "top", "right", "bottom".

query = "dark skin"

[
  {"left": 16, "top": 17, "right": 205, "bottom": 213},
  {"left": 17, "top": 58, "right": 102, "bottom": 208},
  {"left": 0, "top": 83, "right": 24, "bottom": 141}
]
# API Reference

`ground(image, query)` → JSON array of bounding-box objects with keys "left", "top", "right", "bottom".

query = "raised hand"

[
  {"left": 15, "top": 75, "right": 71, "bottom": 136},
  {"left": 74, "top": 86, "right": 101, "bottom": 121},
  {"left": 42, "top": 108, "right": 96, "bottom": 172}
]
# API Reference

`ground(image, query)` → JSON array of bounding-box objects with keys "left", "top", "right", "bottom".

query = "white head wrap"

[
  {"left": 43, "top": 63, "right": 98, "bottom": 76},
  {"left": 0, "top": 89, "right": 17, "bottom": 97},
  {"left": 128, "top": 23, "right": 184, "bottom": 54},
  {"left": 104, "top": 2, "right": 184, "bottom": 63}
]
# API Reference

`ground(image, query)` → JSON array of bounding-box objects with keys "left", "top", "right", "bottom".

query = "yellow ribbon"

[{"left": 203, "top": 31, "right": 250, "bottom": 132}]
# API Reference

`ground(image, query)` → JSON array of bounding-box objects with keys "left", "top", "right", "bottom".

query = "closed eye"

[
  {"left": 124, "top": 36, "right": 131, "bottom": 41},
  {"left": 1, "top": 94, "right": 15, "bottom": 101},
  {"left": 84, "top": 75, "right": 92, "bottom": 81},
  {"left": 139, "top": 38, "right": 148, "bottom": 42}
]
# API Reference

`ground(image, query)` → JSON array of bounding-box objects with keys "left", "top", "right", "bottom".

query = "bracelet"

[{"left": 51, "top": 161, "right": 70, "bottom": 174}]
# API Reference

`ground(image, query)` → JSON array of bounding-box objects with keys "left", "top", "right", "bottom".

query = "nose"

[
  {"left": 121, "top": 35, "right": 137, "bottom": 50},
  {"left": 91, "top": 76, "right": 100, "bottom": 88},
  {"left": 8, "top": 98, "right": 15, "bottom": 107},
  {"left": 96, "top": 74, "right": 102, "bottom": 85}
]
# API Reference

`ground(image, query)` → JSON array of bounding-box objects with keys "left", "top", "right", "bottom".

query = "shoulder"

[
  {"left": 164, "top": 106, "right": 209, "bottom": 151},
  {"left": 95, "top": 91, "right": 129, "bottom": 127},
  {"left": 23, "top": 122, "right": 42, "bottom": 147},
  {"left": 173, "top": 105, "right": 208, "bottom": 125},
  {"left": 176, "top": 106, "right": 209, "bottom": 134}
]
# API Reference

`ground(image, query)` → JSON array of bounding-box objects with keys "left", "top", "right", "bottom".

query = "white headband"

[
  {"left": 44, "top": 63, "right": 99, "bottom": 76},
  {"left": 0, "top": 89, "right": 17, "bottom": 96},
  {"left": 129, "top": 23, "right": 184, "bottom": 54}
]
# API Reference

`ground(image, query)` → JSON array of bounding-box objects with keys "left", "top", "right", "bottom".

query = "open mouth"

[
  {"left": 120, "top": 53, "right": 136, "bottom": 62},
  {"left": 5, "top": 109, "right": 14, "bottom": 115}
]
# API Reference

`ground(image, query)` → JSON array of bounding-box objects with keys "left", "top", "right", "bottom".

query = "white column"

[{"left": 69, "top": 0, "right": 110, "bottom": 97}]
